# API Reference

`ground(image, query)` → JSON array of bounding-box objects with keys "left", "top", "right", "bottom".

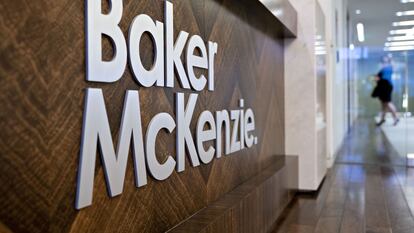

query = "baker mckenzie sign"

[{"left": 76, "top": 0, "right": 258, "bottom": 209}]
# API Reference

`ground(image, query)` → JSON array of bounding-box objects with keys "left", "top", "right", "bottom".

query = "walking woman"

[{"left": 371, "top": 56, "right": 399, "bottom": 126}]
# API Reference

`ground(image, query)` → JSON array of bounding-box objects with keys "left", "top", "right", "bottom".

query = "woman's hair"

[{"left": 381, "top": 55, "right": 391, "bottom": 64}]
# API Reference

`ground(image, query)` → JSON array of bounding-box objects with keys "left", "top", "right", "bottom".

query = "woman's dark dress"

[
  {"left": 372, "top": 66, "right": 393, "bottom": 103},
  {"left": 372, "top": 78, "right": 393, "bottom": 102}
]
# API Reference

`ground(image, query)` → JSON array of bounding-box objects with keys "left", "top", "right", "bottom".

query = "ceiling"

[{"left": 348, "top": 0, "right": 414, "bottom": 50}]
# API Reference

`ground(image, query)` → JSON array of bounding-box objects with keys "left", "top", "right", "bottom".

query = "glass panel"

[
  {"left": 406, "top": 52, "right": 414, "bottom": 167},
  {"left": 401, "top": 1, "right": 414, "bottom": 167},
  {"left": 347, "top": 0, "right": 414, "bottom": 167},
  {"left": 353, "top": 50, "right": 408, "bottom": 166},
  {"left": 315, "top": 1, "right": 327, "bottom": 181}
]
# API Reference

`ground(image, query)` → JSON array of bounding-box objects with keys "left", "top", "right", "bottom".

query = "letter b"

[{"left": 86, "top": 0, "right": 127, "bottom": 83}]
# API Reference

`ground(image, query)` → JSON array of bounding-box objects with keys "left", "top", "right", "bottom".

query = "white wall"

[
  {"left": 317, "top": 0, "right": 351, "bottom": 168},
  {"left": 331, "top": 0, "right": 350, "bottom": 165},
  {"left": 317, "top": 0, "right": 335, "bottom": 168},
  {"left": 285, "top": 0, "right": 320, "bottom": 190},
  {"left": 285, "top": 0, "right": 350, "bottom": 190}
]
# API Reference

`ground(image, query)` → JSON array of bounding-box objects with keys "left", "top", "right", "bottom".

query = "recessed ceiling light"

[
  {"left": 349, "top": 44, "right": 355, "bottom": 50},
  {"left": 389, "top": 27, "right": 414, "bottom": 34},
  {"left": 356, "top": 9, "right": 361, "bottom": 15},
  {"left": 408, "top": 153, "right": 414, "bottom": 159},
  {"left": 396, "top": 10, "right": 414, "bottom": 16},
  {"left": 384, "top": 45, "right": 414, "bottom": 51},
  {"left": 393, "top": 20, "right": 414, "bottom": 26},
  {"left": 385, "top": 41, "right": 414, "bottom": 47},
  {"left": 387, "top": 35, "right": 414, "bottom": 41},
  {"left": 357, "top": 23, "right": 365, "bottom": 42},
  {"left": 401, "top": 0, "right": 414, "bottom": 3},
  {"left": 315, "top": 51, "right": 327, "bottom": 55},
  {"left": 315, "top": 41, "right": 325, "bottom": 46}
]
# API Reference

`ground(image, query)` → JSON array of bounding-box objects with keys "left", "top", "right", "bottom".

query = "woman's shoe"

[
  {"left": 376, "top": 119, "right": 386, "bottom": 127},
  {"left": 393, "top": 118, "right": 400, "bottom": 126}
]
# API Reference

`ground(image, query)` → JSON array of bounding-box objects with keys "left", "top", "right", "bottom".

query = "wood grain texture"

[
  {"left": 0, "top": 0, "right": 292, "bottom": 232},
  {"left": 168, "top": 156, "right": 298, "bottom": 233}
]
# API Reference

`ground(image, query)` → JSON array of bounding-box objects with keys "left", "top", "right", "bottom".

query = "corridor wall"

[{"left": 0, "top": 0, "right": 298, "bottom": 232}]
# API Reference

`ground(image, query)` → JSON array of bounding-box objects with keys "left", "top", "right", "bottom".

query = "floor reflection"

[
  {"left": 272, "top": 119, "right": 414, "bottom": 233},
  {"left": 336, "top": 118, "right": 408, "bottom": 166}
]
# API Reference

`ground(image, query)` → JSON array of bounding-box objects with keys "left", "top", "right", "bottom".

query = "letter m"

[{"left": 75, "top": 88, "right": 147, "bottom": 209}]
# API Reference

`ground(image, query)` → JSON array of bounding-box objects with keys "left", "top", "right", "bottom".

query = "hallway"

[
  {"left": 272, "top": 120, "right": 414, "bottom": 233},
  {"left": 336, "top": 119, "right": 408, "bottom": 166}
]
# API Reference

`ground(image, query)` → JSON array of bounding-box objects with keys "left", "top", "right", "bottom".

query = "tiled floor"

[
  {"left": 336, "top": 118, "right": 409, "bottom": 166},
  {"left": 380, "top": 117, "right": 414, "bottom": 167},
  {"left": 272, "top": 119, "right": 414, "bottom": 233}
]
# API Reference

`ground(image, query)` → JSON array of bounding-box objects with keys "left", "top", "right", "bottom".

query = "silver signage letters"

[
  {"left": 215, "top": 110, "right": 231, "bottom": 158},
  {"left": 186, "top": 35, "right": 208, "bottom": 91},
  {"left": 86, "top": 0, "right": 127, "bottom": 82},
  {"left": 176, "top": 93, "right": 200, "bottom": 172},
  {"left": 76, "top": 89, "right": 147, "bottom": 209},
  {"left": 197, "top": 111, "right": 217, "bottom": 164},
  {"left": 165, "top": 1, "right": 191, "bottom": 89},
  {"left": 146, "top": 113, "right": 176, "bottom": 180},
  {"left": 129, "top": 14, "right": 165, "bottom": 87},
  {"left": 77, "top": 0, "right": 259, "bottom": 210}
]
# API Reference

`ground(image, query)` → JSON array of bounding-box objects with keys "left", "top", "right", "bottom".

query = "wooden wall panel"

[
  {"left": 168, "top": 156, "right": 298, "bottom": 233},
  {"left": 0, "top": 0, "right": 291, "bottom": 232}
]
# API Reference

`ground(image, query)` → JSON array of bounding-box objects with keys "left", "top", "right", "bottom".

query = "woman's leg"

[
  {"left": 386, "top": 102, "right": 398, "bottom": 120},
  {"left": 377, "top": 102, "right": 387, "bottom": 126},
  {"left": 386, "top": 102, "right": 399, "bottom": 125},
  {"left": 380, "top": 102, "right": 388, "bottom": 121}
]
